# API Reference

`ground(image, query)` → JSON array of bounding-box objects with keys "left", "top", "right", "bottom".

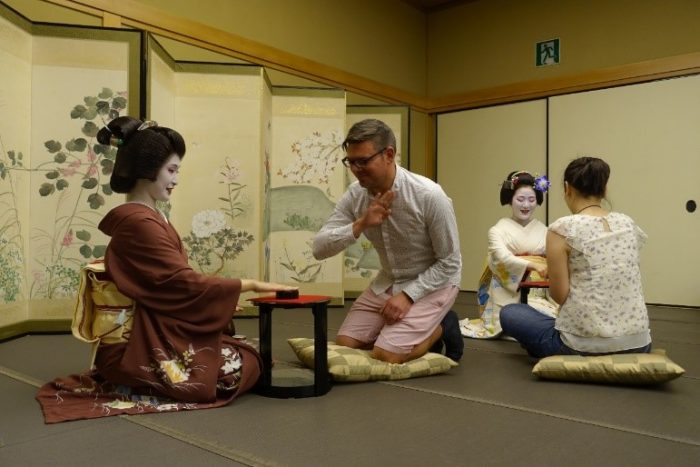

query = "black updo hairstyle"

[
  {"left": 96, "top": 116, "right": 186, "bottom": 193},
  {"left": 500, "top": 171, "right": 544, "bottom": 206},
  {"left": 563, "top": 156, "right": 609, "bottom": 198}
]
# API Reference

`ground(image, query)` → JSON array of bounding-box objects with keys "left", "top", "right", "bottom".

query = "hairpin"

[
  {"left": 109, "top": 135, "right": 123, "bottom": 147},
  {"left": 501, "top": 171, "right": 550, "bottom": 193},
  {"left": 137, "top": 120, "right": 158, "bottom": 131},
  {"left": 503, "top": 170, "right": 529, "bottom": 190}
]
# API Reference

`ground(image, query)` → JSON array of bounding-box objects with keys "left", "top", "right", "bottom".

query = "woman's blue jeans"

[{"left": 500, "top": 303, "right": 651, "bottom": 359}]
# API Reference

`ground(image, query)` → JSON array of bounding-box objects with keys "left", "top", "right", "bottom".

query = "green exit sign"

[{"left": 536, "top": 38, "right": 560, "bottom": 67}]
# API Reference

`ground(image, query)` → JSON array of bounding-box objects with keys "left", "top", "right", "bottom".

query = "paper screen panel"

[
  {"left": 0, "top": 10, "right": 32, "bottom": 325},
  {"left": 170, "top": 68, "right": 265, "bottom": 286},
  {"left": 28, "top": 35, "right": 131, "bottom": 319},
  {"left": 268, "top": 90, "right": 345, "bottom": 301},
  {"left": 549, "top": 77, "right": 700, "bottom": 306}
]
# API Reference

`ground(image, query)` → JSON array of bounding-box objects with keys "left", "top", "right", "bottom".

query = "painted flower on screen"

[{"left": 191, "top": 210, "right": 226, "bottom": 238}]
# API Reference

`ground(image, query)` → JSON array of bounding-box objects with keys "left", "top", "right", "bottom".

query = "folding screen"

[
  {"left": 268, "top": 87, "right": 346, "bottom": 303},
  {"left": 0, "top": 8, "right": 413, "bottom": 338},
  {"left": 147, "top": 38, "right": 346, "bottom": 305},
  {"left": 436, "top": 100, "right": 548, "bottom": 291},
  {"left": 0, "top": 4, "right": 139, "bottom": 335},
  {"left": 149, "top": 38, "right": 270, "bottom": 311},
  {"left": 0, "top": 6, "right": 30, "bottom": 331},
  {"left": 343, "top": 106, "right": 409, "bottom": 296}
]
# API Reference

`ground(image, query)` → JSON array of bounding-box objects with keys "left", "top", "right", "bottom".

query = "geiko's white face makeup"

[
  {"left": 148, "top": 154, "right": 180, "bottom": 202},
  {"left": 511, "top": 186, "right": 537, "bottom": 225}
]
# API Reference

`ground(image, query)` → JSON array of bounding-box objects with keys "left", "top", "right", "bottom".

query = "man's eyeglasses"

[{"left": 341, "top": 147, "right": 386, "bottom": 168}]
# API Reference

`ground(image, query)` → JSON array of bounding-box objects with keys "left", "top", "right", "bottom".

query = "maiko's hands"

[
  {"left": 529, "top": 261, "right": 548, "bottom": 279},
  {"left": 379, "top": 292, "right": 413, "bottom": 325}
]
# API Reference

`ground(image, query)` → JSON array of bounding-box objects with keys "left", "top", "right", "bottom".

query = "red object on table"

[
  {"left": 249, "top": 295, "right": 332, "bottom": 305},
  {"left": 519, "top": 280, "right": 549, "bottom": 288}
]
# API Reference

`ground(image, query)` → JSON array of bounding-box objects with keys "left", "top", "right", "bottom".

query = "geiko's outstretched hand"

[
  {"left": 257, "top": 281, "right": 298, "bottom": 293},
  {"left": 241, "top": 279, "right": 298, "bottom": 293}
]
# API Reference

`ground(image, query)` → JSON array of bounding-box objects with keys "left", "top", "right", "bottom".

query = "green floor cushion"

[
  {"left": 532, "top": 349, "right": 685, "bottom": 385},
  {"left": 288, "top": 338, "right": 457, "bottom": 382}
]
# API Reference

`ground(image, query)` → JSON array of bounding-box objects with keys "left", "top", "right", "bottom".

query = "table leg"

[
  {"left": 312, "top": 302, "right": 331, "bottom": 396},
  {"left": 258, "top": 304, "right": 273, "bottom": 389},
  {"left": 520, "top": 286, "right": 529, "bottom": 304}
]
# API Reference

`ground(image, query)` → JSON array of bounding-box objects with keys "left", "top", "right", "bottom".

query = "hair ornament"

[
  {"left": 533, "top": 175, "right": 550, "bottom": 193},
  {"left": 108, "top": 135, "right": 123, "bottom": 147},
  {"left": 502, "top": 170, "right": 529, "bottom": 191},
  {"left": 137, "top": 120, "right": 158, "bottom": 131},
  {"left": 501, "top": 170, "right": 549, "bottom": 193}
]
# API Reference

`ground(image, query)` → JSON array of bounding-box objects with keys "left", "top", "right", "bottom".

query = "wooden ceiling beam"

[{"left": 40, "top": 0, "right": 700, "bottom": 116}]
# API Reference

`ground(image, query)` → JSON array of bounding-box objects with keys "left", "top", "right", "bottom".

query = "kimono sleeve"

[
  {"left": 106, "top": 214, "right": 241, "bottom": 324},
  {"left": 487, "top": 224, "right": 529, "bottom": 293}
]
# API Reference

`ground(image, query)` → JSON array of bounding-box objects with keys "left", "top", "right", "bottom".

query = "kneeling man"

[{"left": 313, "top": 119, "right": 463, "bottom": 363}]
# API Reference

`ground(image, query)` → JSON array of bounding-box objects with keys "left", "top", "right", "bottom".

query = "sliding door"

[{"left": 550, "top": 75, "right": 700, "bottom": 306}]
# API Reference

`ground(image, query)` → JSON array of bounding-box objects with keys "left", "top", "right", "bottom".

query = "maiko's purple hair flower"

[{"left": 534, "top": 175, "right": 550, "bottom": 193}]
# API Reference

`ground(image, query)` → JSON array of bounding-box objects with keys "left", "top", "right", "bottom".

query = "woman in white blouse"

[{"left": 500, "top": 157, "right": 652, "bottom": 357}]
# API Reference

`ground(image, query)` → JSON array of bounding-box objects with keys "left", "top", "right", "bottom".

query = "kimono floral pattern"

[
  {"left": 139, "top": 342, "right": 242, "bottom": 393},
  {"left": 217, "top": 346, "right": 243, "bottom": 391},
  {"left": 48, "top": 373, "right": 198, "bottom": 418},
  {"left": 45, "top": 344, "right": 243, "bottom": 421}
]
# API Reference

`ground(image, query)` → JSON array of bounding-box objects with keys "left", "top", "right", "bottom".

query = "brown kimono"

[{"left": 37, "top": 204, "right": 261, "bottom": 423}]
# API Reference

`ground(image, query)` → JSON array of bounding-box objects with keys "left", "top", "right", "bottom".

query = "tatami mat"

[{"left": 0, "top": 293, "right": 698, "bottom": 466}]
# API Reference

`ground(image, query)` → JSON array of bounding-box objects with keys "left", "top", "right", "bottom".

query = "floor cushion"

[
  {"left": 532, "top": 349, "right": 685, "bottom": 385},
  {"left": 288, "top": 338, "right": 457, "bottom": 382}
]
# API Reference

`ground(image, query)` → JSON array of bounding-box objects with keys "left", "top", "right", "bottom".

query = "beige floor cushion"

[
  {"left": 288, "top": 338, "right": 457, "bottom": 382},
  {"left": 532, "top": 349, "right": 685, "bottom": 385}
]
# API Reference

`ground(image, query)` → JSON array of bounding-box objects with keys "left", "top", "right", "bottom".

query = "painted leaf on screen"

[
  {"left": 39, "top": 183, "right": 54, "bottom": 196},
  {"left": 82, "top": 121, "right": 99, "bottom": 137},
  {"left": 45, "top": 140, "right": 62, "bottom": 153},
  {"left": 76, "top": 230, "right": 91, "bottom": 241},
  {"left": 66, "top": 138, "right": 87, "bottom": 152}
]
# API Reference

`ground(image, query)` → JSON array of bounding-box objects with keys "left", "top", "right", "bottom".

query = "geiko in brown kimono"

[{"left": 37, "top": 204, "right": 261, "bottom": 423}]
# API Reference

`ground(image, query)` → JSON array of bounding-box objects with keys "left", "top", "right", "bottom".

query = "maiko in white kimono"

[{"left": 460, "top": 217, "right": 558, "bottom": 339}]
